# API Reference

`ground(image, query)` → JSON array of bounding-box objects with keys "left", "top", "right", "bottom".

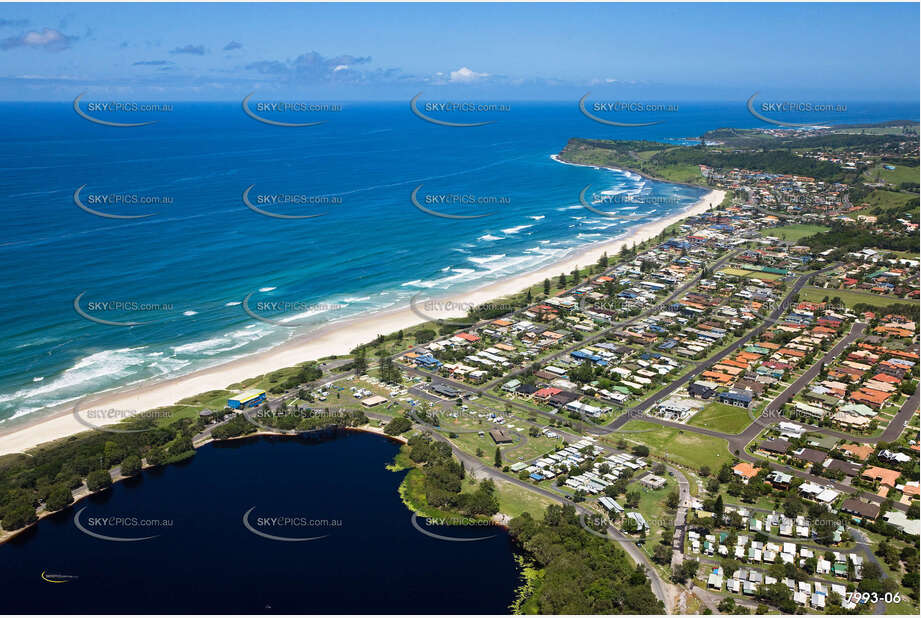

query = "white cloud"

[
  {"left": 1, "top": 27, "right": 77, "bottom": 52},
  {"left": 449, "top": 66, "right": 488, "bottom": 83}
]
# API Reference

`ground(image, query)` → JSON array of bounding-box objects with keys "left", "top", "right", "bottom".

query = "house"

[
  {"left": 733, "top": 462, "right": 761, "bottom": 483},
  {"left": 824, "top": 458, "right": 862, "bottom": 478},
  {"left": 791, "top": 448, "right": 827, "bottom": 467},
  {"left": 430, "top": 382, "right": 461, "bottom": 398},
  {"left": 361, "top": 395, "right": 388, "bottom": 407},
  {"left": 626, "top": 512, "right": 648, "bottom": 531},
  {"left": 861, "top": 466, "right": 901, "bottom": 488},
  {"left": 840, "top": 499, "right": 880, "bottom": 521},
  {"left": 489, "top": 429, "right": 514, "bottom": 444},
  {"left": 878, "top": 449, "right": 912, "bottom": 465},
  {"left": 718, "top": 389, "right": 753, "bottom": 408},
  {"left": 688, "top": 381, "right": 716, "bottom": 399},
  {"left": 640, "top": 474, "right": 667, "bottom": 490},
  {"left": 758, "top": 438, "right": 790, "bottom": 456},
  {"left": 840, "top": 443, "right": 874, "bottom": 461},
  {"left": 767, "top": 470, "right": 793, "bottom": 489},
  {"left": 599, "top": 496, "right": 625, "bottom": 514}
]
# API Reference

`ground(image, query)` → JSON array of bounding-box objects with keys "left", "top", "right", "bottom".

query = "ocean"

[{"left": 0, "top": 100, "right": 915, "bottom": 424}]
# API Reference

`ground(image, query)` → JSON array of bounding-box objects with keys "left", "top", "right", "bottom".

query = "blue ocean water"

[{"left": 0, "top": 101, "right": 915, "bottom": 424}]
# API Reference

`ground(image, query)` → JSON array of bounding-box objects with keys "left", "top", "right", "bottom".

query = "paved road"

[
  {"left": 669, "top": 465, "right": 691, "bottom": 569},
  {"left": 608, "top": 263, "right": 842, "bottom": 429},
  {"left": 366, "top": 411, "right": 674, "bottom": 611},
  {"left": 734, "top": 320, "right": 867, "bottom": 445}
]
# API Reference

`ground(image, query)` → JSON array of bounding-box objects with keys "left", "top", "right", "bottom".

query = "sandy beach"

[{"left": 0, "top": 188, "right": 724, "bottom": 455}]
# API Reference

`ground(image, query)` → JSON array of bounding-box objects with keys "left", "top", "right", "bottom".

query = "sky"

[{"left": 0, "top": 2, "right": 919, "bottom": 101}]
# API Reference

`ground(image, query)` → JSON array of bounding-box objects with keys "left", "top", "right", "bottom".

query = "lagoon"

[{"left": 0, "top": 431, "right": 520, "bottom": 614}]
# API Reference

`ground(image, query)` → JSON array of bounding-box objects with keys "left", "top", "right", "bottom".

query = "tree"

[
  {"left": 653, "top": 543, "right": 673, "bottom": 565},
  {"left": 145, "top": 447, "right": 166, "bottom": 467},
  {"left": 671, "top": 559, "right": 699, "bottom": 584},
  {"left": 120, "top": 454, "right": 142, "bottom": 477},
  {"left": 86, "top": 469, "right": 113, "bottom": 492},
  {"left": 494, "top": 447, "right": 502, "bottom": 468},
  {"left": 45, "top": 484, "right": 74, "bottom": 512},
  {"left": 543, "top": 279, "right": 551, "bottom": 295},
  {"left": 718, "top": 598, "right": 736, "bottom": 613},
  {"left": 1, "top": 498, "right": 36, "bottom": 531},
  {"left": 631, "top": 445, "right": 649, "bottom": 457},
  {"left": 353, "top": 347, "right": 368, "bottom": 375},
  {"left": 383, "top": 417, "right": 412, "bottom": 435},
  {"left": 666, "top": 491, "right": 679, "bottom": 509}
]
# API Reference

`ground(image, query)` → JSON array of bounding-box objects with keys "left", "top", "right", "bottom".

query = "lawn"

[
  {"left": 718, "top": 267, "right": 783, "bottom": 281},
  {"left": 608, "top": 421, "right": 731, "bottom": 472},
  {"left": 798, "top": 286, "right": 920, "bottom": 310},
  {"left": 854, "top": 189, "right": 920, "bottom": 216},
  {"left": 861, "top": 163, "right": 920, "bottom": 188},
  {"left": 760, "top": 223, "right": 830, "bottom": 242},
  {"left": 631, "top": 476, "right": 676, "bottom": 536},
  {"left": 491, "top": 478, "right": 557, "bottom": 520},
  {"left": 688, "top": 402, "right": 753, "bottom": 434}
]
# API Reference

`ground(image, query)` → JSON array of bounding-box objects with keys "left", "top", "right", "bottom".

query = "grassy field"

[
  {"left": 861, "top": 163, "right": 920, "bottom": 187},
  {"left": 688, "top": 402, "right": 753, "bottom": 434},
  {"left": 854, "top": 189, "right": 920, "bottom": 216},
  {"left": 798, "top": 286, "right": 920, "bottom": 309},
  {"left": 760, "top": 223, "right": 830, "bottom": 242},
  {"left": 608, "top": 421, "right": 731, "bottom": 472},
  {"left": 492, "top": 478, "right": 556, "bottom": 519}
]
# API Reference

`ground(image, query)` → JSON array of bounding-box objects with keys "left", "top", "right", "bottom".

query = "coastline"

[{"left": 0, "top": 187, "right": 724, "bottom": 456}]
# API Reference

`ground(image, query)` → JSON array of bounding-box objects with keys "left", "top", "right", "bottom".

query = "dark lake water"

[{"left": 0, "top": 431, "right": 520, "bottom": 614}]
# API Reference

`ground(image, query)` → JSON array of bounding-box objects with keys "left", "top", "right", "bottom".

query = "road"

[
  {"left": 608, "top": 262, "right": 843, "bottom": 429},
  {"left": 733, "top": 320, "right": 867, "bottom": 444},
  {"left": 365, "top": 410, "right": 675, "bottom": 611}
]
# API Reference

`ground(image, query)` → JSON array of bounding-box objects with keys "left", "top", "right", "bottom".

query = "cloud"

[
  {"left": 0, "top": 18, "right": 29, "bottom": 28},
  {"left": 448, "top": 67, "right": 489, "bottom": 83},
  {"left": 133, "top": 60, "right": 173, "bottom": 66},
  {"left": 243, "top": 51, "right": 376, "bottom": 82},
  {"left": 0, "top": 27, "right": 77, "bottom": 52},
  {"left": 223, "top": 40, "right": 243, "bottom": 51},
  {"left": 170, "top": 44, "right": 205, "bottom": 55}
]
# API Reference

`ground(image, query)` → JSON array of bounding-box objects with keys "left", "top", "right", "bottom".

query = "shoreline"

[
  {"left": 0, "top": 186, "right": 724, "bottom": 456},
  {"left": 0, "top": 423, "right": 405, "bottom": 545}
]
